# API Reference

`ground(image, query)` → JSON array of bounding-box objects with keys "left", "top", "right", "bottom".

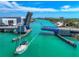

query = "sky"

[{"left": 0, "top": 1, "right": 79, "bottom": 18}]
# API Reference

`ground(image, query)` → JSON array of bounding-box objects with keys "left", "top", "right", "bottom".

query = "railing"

[
  {"left": 59, "top": 27, "right": 79, "bottom": 32},
  {"left": 0, "top": 26, "right": 17, "bottom": 29}
]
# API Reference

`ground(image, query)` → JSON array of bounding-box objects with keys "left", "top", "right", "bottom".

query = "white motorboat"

[{"left": 14, "top": 41, "right": 28, "bottom": 54}]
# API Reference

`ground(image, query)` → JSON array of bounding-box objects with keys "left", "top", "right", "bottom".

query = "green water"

[{"left": 0, "top": 19, "right": 79, "bottom": 57}]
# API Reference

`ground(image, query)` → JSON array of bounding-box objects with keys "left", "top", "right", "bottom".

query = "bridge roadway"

[
  {"left": 0, "top": 26, "right": 17, "bottom": 29},
  {"left": 59, "top": 27, "right": 79, "bottom": 32},
  {"left": 0, "top": 23, "right": 22, "bottom": 29}
]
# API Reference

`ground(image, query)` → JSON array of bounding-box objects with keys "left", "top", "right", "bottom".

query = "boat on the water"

[
  {"left": 12, "top": 29, "right": 32, "bottom": 42},
  {"left": 14, "top": 41, "right": 28, "bottom": 54}
]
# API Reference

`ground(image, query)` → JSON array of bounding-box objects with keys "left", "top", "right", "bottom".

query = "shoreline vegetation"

[{"left": 34, "top": 17, "right": 79, "bottom": 28}]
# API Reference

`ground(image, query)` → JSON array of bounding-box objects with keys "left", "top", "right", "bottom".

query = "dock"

[{"left": 56, "top": 34, "right": 77, "bottom": 48}]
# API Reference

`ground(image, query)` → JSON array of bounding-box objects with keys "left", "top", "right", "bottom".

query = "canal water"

[{"left": 0, "top": 19, "right": 79, "bottom": 57}]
